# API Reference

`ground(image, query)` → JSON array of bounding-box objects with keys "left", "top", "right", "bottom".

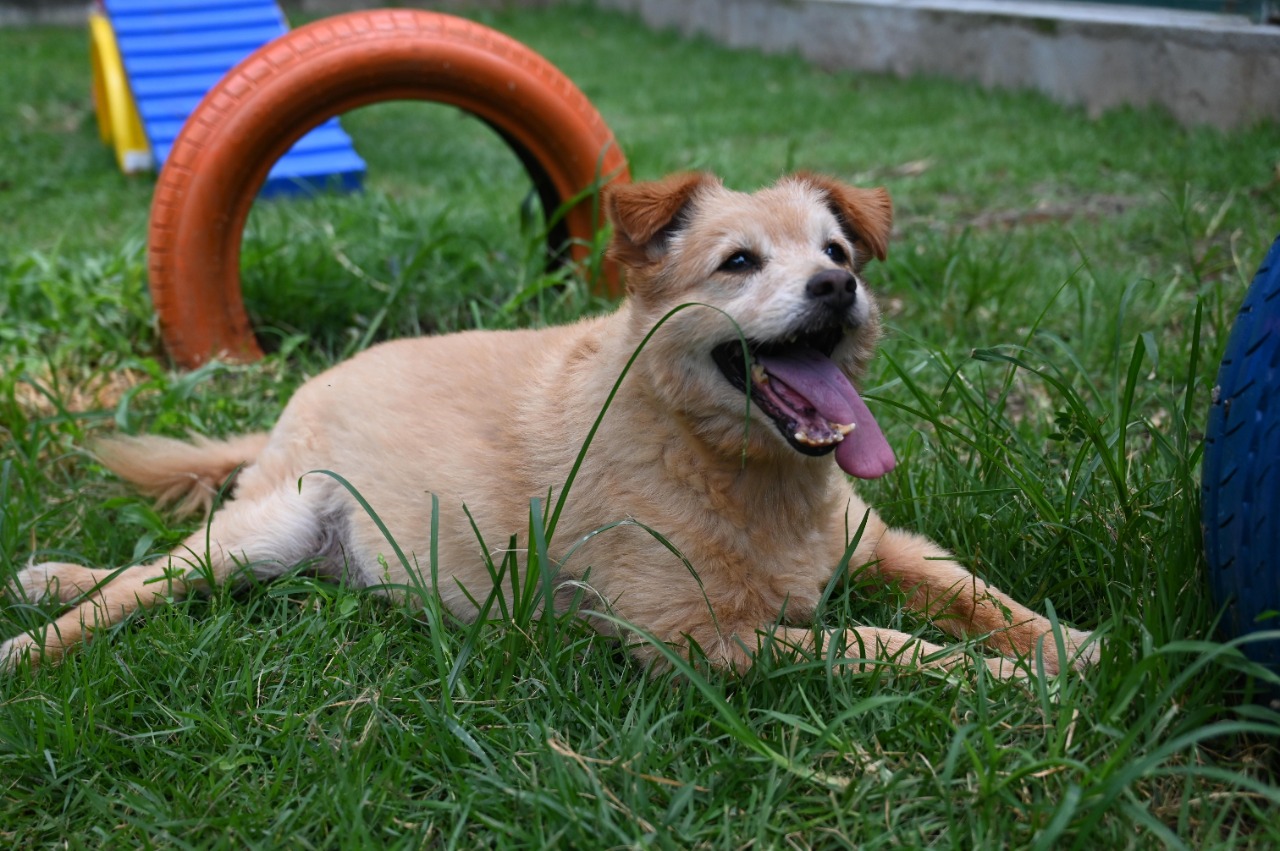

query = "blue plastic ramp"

[{"left": 102, "top": 0, "right": 365, "bottom": 197}]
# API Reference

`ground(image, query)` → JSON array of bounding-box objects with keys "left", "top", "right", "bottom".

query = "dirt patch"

[
  {"left": 12, "top": 367, "right": 149, "bottom": 417},
  {"left": 967, "top": 194, "right": 1143, "bottom": 229}
]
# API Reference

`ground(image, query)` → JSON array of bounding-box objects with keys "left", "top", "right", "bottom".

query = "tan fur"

[
  {"left": 1, "top": 173, "right": 1095, "bottom": 679},
  {"left": 94, "top": 432, "right": 270, "bottom": 518}
]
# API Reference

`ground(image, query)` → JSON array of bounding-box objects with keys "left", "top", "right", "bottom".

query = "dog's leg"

[
  {"left": 764, "top": 625, "right": 1018, "bottom": 679},
  {"left": 1, "top": 487, "right": 324, "bottom": 671},
  {"left": 862, "top": 527, "right": 1095, "bottom": 674},
  {"left": 654, "top": 621, "right": 1017, "bottom": 679}
]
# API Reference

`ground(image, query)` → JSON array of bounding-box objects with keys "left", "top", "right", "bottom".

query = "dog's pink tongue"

[{"left": 756, "top": 348, "right": 897, "bottom": 479}]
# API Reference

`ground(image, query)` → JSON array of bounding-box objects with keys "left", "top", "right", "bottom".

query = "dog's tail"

[{"left": 93, "top": 432, "right": 270, "bottom": 518}]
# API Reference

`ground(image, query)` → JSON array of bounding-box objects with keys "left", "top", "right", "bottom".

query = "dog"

[{"left": 1, "top": 172, "right": 1095, "bottom": 678}]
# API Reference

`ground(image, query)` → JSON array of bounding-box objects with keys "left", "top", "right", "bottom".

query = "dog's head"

[{"left": 605, "top": 172, "right": 896, "bottom": 478}]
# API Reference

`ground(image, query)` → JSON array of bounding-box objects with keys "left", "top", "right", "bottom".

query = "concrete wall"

[
  {"left": 0, "top": 0, "right": 88, "bottom": 26},
  {"left": 0, "top": 0, "right": 555, "bottom": 26},
  {"left": 595, "top": 0, "right": 1280, "bottom": 129},
  {"left": 7, "top": 0, "right": 1277, "bottom": 128}
]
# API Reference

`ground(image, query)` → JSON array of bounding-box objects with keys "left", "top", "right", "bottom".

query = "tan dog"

[{"left": 1, "top": 173, "right": 1094, "bottom": 677}]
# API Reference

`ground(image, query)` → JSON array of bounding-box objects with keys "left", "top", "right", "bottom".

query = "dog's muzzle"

[{"left": 710, "top": 292, "right": 896, "bottom": 478}]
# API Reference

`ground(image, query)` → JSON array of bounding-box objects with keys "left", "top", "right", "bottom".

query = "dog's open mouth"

[{"left": 711, "top": 327, "right": 896, "bottom": 479}]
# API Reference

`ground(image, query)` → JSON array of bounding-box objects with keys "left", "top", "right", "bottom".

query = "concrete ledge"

[
  {"left": 0, "top": 1, "right": 88, "bottom": 27},
  {"left": 0, "top": 0, "right": 558, "bottom": 27},
  {"left": 596, "top": 0, "right": 1280, "bottom": 129},
  {"left": 7, "top": 0, "right": 1276, "bottom": 128}
]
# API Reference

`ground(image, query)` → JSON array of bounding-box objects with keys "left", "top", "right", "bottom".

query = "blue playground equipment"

[
  {"left": 1203, "top": 234, "right": 1280, "bottom": 674},
  {"left": 90, "top": 0, "right": 365, "bottom": 197}
]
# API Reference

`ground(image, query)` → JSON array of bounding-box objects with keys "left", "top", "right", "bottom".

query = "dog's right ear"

[{"left": 605, "top": 172, "right": 717, "bottom": 267}]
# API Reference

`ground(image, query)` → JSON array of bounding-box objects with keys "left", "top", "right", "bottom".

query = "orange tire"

[{"left": 148, "top": 8, "right": 630, "bottom": 367}]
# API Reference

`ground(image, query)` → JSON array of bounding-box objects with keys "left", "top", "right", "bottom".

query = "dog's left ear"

[
  {"left": 793, "top": 173, "right": 893, "bottom": 263},
  {"left": 605, "top": 172, "right": 718, "bottom": 267}
]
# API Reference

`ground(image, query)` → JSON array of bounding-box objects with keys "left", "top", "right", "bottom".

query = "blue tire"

[{"left": 1203, "top": 235, "right": 1280, "bottom": 670}]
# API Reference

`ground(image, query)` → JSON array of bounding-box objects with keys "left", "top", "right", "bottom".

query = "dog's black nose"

[{"left": 805, "top": 269, "right": 857, "bottom": 312}]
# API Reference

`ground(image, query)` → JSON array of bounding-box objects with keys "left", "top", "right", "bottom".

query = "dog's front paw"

[
  {"left": 0, "top": 632, "right": 39, "bottom": 673},
  {"left": 6, "top": 562, "right": 56, "bottom": 602},
  {"left": 6, "top": 562, "right": 87, "bottom": 604},
  {"left": 1064, "top": 627, "right": 1100, "bottom": 672},
  {"left": 1035, "top": 626, "right": 1099, "bottom": 676}
]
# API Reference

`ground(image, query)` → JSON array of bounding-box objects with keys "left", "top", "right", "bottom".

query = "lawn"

[{"left": 3, "top": 3, "right": 1280, "bottom": 847}]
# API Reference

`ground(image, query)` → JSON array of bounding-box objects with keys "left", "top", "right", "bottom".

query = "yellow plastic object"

[{"left": 89, "top": 11, "right": 152, "bottom": 174}]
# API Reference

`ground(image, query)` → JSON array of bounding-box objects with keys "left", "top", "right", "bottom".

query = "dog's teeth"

[
  {"left": 833, "top": 422, "right": 855, "bottom": 436},
  {"left": 796, "top": 430, "right": 839, "bottom": 447},
  {"left": 751, "top": 364, "right": 769, "bottom": 384}
]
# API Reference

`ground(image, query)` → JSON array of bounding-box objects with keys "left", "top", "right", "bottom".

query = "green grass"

[{"left": 3, "top": 3, "right": 1280, "bottom": 847}]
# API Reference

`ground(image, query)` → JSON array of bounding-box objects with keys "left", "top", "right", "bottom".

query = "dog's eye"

[
  {"left": 718, "top": 251, "right": 760, "bottom": 274},
  {"left": 824, "top": 242, "right": 850, "bottom": 265}
]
